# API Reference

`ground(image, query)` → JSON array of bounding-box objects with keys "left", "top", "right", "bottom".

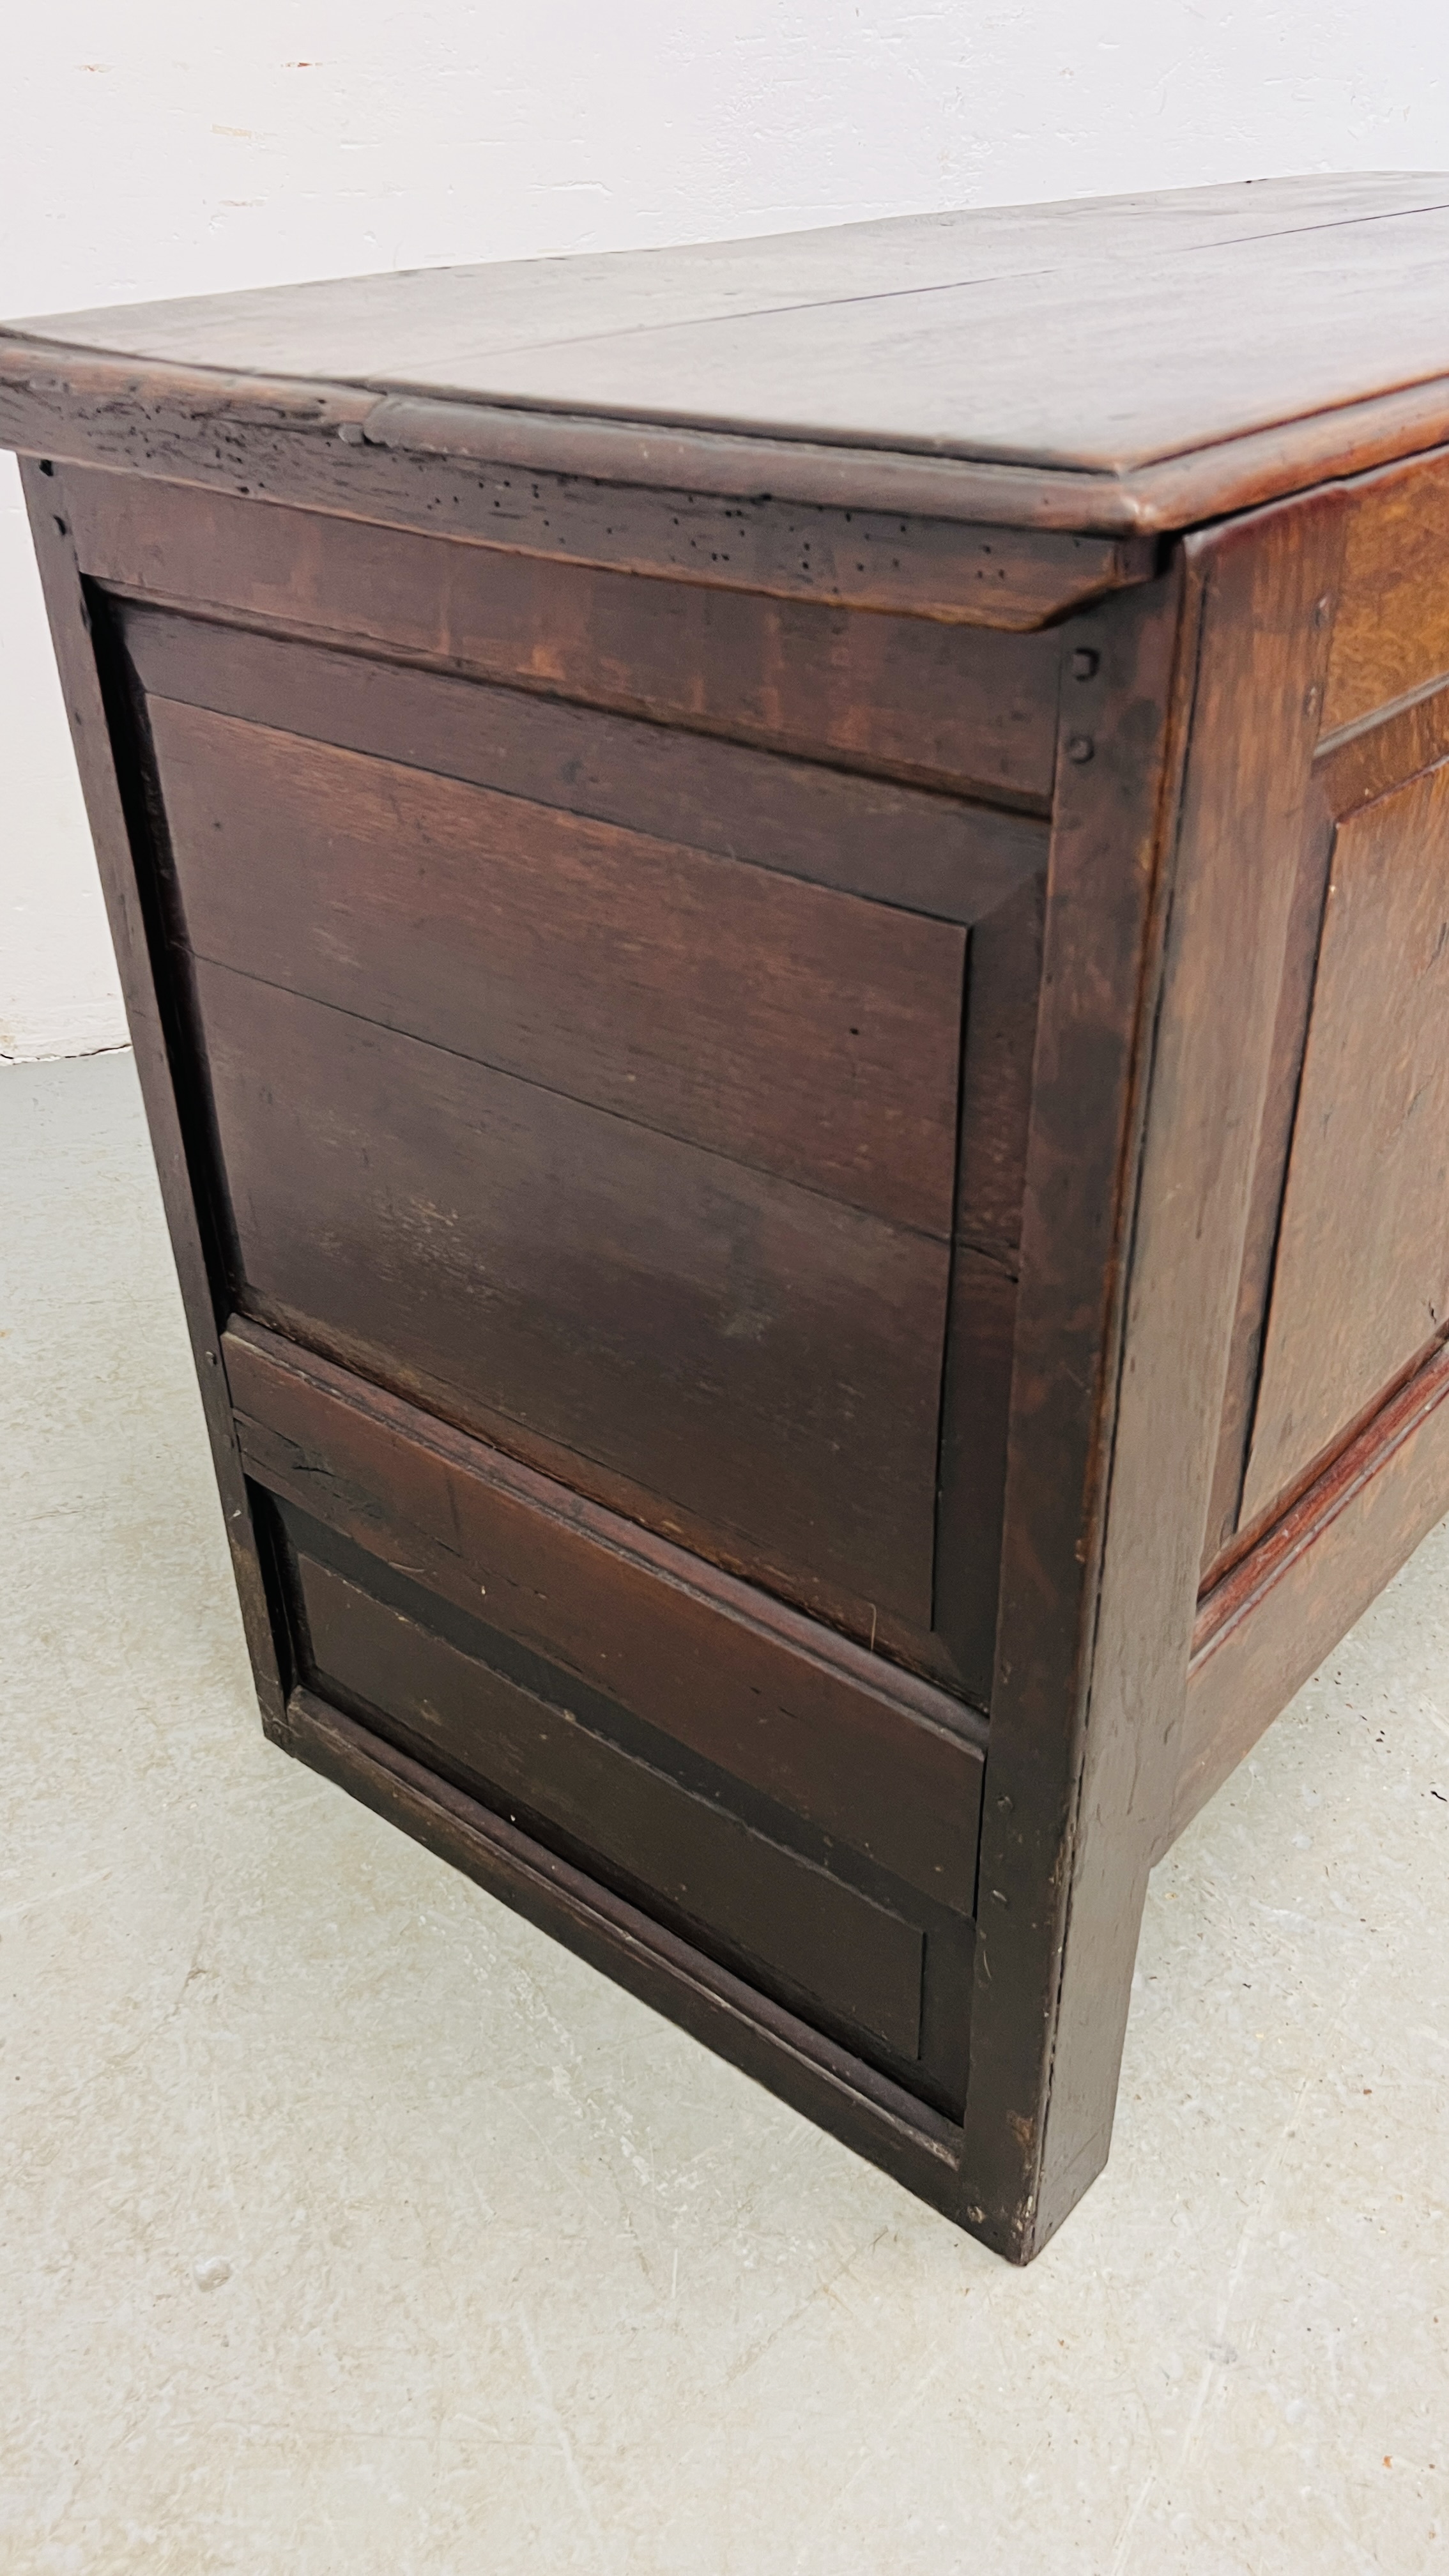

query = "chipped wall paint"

[{"left": 2, "top": 2, "right": 1446, "bottom": 1056}]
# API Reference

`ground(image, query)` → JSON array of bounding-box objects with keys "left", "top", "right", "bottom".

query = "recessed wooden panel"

[
  {"left": 67, "top": 472, "right": 1062, "bottom": 801},
  {"left": 294, "top": 1545, "right": 927, "bottom": 2060},
  {"left": 123, "top": 604, "right": 1046, "bottom": 926},
  {"left": 150, "top": 696, "right": 965, "bottom": 1232},
  {"left": 226, "top": 1316, "right": 986, "bottom": 1907},
  {"left": 1176, "top": 1340, "right": 1449, "bottom": 1855},
  {"left": 195, "top": 960, "right": 950, "bottom": 1620},
  {"left": 1322, "top": 450, "right": 1449, "bottom": 739},
  {"left": 1242, "top": 760, "right": 1449, "bottom": 1525}
]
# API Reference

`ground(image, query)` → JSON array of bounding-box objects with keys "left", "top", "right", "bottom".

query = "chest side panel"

[
  {"left": 1240, "top": 763, "right": 1449, "bottom": 1524},
  {"left": 1184, "top": 450, "right": 1449, "bottom": 1846},
  {"left": 76, "top": 470, "right": 1055, "bottom": 1690},
  {"left": 1202, "top": 448, "right": 1449, "bottom": 1577}
]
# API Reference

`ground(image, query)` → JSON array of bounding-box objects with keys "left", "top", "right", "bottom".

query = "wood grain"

[
  {"left": 1241, "top": 760, "right": 1449, "bottom": 1527},
  {"left": 932, "top": 1247, "right": 1018, "bottom": 1701},
  {"left": 1324, "top": 449, "right": 1449, "bottom": 736},
  {"left": 1175, "top": 1339, "right": 1449, "bottom": 1849},
  {"left": 0, "top": 380, "right": 1147, "bottom": 632},
  {"left": 124, "top": 605, "right": 1044, "bottom": 925},
  {"left": 24, "top": 178, "right": 1434, "bottom": 385},
  {"left": 285, "top": 1682, "right": 967, "bottom": 2213},
  {"left": 196, "top": 962, "right": 949, "bottom": 1621},
  {"left": 954, "top": 867, "right": 1046, "bottom": 1255},
  {"left": 15, "top": 464, "right": 290, "bottom": 1733},
  {"left": 295, "top": 1548, "right": 927, "bottom": 2059},
  {"left": 956, "top": 569, "right": 1191, "bottom": 2257},
  {"left": 15, "top": 176, "right": 1449, "bottom": 473},
  {"left": 1199, "top": 788, "right": 1338, "bottom": 1575},
  {"left": 151, "top": 696, "right": 965, "bottom": 1232},
  {"left": 1013, "top": 500, "right": 1344, "bottom": 2258},
  {"left": 65, "top": 471, "right": 1062, "bottom": 802},
  {"left": 22, "top": 189, "right": 1449, "bottom": 2253},
  {"left": 931, "top": 864, "right": 1047, "bottom": 1694},
  {"left": 226, "top": 1316, "right": 986, "bottom": 1912},
  {"left": 16, "top": 337, "right": 1449, "bottom": 547},
  {"left": 1317, "top": 667, "right": 1449, "bottom": 815},
  {"left": 965, "top": 490, "right": 1347, "bottom": 2260}
]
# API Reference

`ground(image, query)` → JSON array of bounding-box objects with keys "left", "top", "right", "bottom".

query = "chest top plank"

[{"left": 8, "top": 174, "right": 1449, "bottom": 539}]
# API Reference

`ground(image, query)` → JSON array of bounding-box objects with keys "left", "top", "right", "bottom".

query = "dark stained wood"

[
  {"left": 283, "top": 1513, "right": 976, "bottom": 2113},
  {"left": 12, "top": 176, "right": 1449, "bottom": 496},
  {"left": 1323, "top": 449, "right": 1449, "bottom": 737},
  {"left": 1241, "top": 759, "right": 1449, "bottom": 1528},
  {"left": 1199, "top": 784, "right": 1338, "bottom": 1576},
  {"left": 1317, "top": 666, "right": 1449, "bottom": 813},
  {"left": 1013, "top": 498, "right": 1344, "bottom": 2257},
  {"left": 1206, "top": 625, "right": 1449, "bottom": 1583},
  {"left": 18, "top": 335, "right": 1449, "bottom": 548},
  {"left": 224, "top": 1317, "right": 986, "bottom": 1912},
  {"left": 196, "top": 961, "right": 950, "bottom": 1623},
  {"left": 1175, "top": 1340, "right": 1449, "bottom": 1850},
  {"left": 286, "top": 1682, "right": 967, "bottom": 2214},
  {"left": 233, "top": 1322, "right": 960, "bottom": 1689},
  {"left": 23, "top": 177, "right": 1434, "bottom": 387},
  {"left": 149, "top": 696, "right": 965, "bottom": 1232},
  {"left": 295, "top": 1547, "right": 928, "bottom": 2060},
  {"left": 956, "top": 570, "right": 1192, "bottom": 2257},
  {"left": 15, "top": 465, "right": 289, "bottom": 1735},
  {"left": 123, "top": 605, "right": 1046, "bottom": 926},
  {"left": 965, "top": 493, "right": 1347, "bottom": 2263},
  {"left": 63, "top": 471, "right": 1062, "bottom": 802},
  {"left": 932, "top": 864, "right": 1046, "bottom": 1692},
  {"left": 955, "top": 866, "right": 1046, "bottom": 1254},
  {"left": 932, "top": 1248, "right": 1018, "bottom": 1702},
  {"left": 18, "top": 190, "right": 1449, "bottom": 2262},
  {"left": 339, "top": 204, "right": 1449, "bottom": 473},
  {"left": 0, "top": 362, "right": 1149, "bottom": 632}
]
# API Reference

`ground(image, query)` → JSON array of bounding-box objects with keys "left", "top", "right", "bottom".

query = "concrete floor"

[{"left": 3, "top": 1049, "right": 1448, "bottom": 2576}]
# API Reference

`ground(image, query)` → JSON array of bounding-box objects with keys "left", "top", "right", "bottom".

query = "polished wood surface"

[
  {"left": 197, "top": 954, "right": 951, "bottom": 1621},
  {"left": 224, "top": 1318, "right": 986, "bottom": 1917},
  {"left": 295, "top": 1540, "right": 931, "bottom": 2063},
  {"left": 12, "top": 181, "right": 1449, "bottom": 2261},
  {"left": 151, "top": 696, "right": 967, "bottom": 1230},
  {"left": 1324, "top": 449, "right": 1449, "bottom": 735},
  {"left": 1241, "top": 761, "right": 1449, "bottom": 1525},
  {"left": 13, "top": 180, "right": 1449, "bottom": 556},
  {"left": 13, "top": 176, "right": 1449, "bottom": 479},
  {"left": 74, "top": 475, "right": 1060, "bottom": 799},
  {"left": 126, "top": 606, "right": 1045, "bottom": 926},
  {"left": 1179, "top": 1341, "right": 1449, "bottom": 1849},
  {"left": 20, "top": 176, "right": 1436, "bottom": 385}
]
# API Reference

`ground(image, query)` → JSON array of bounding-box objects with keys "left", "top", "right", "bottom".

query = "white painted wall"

[{"left": 3, "top": 2, "right": 1446, "bottom": 1057}]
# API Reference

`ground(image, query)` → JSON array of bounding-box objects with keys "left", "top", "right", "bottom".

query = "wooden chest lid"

[{"left": 7, "top": 174, "right": 1449, "bottom": 532}]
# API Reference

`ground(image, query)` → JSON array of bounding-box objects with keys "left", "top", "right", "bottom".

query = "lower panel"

[
  {"left": 232, "top": 1321, "right": 985, "bottom": 2113},
  {"left": 283, "top": 1685, "right": 965, "bottom": 2221},
  {"left": 1169, "top": 1338, "right": 1449, "bottom": 1852},
  {"left": 291, "top": 1524, "right": 927, "bottom": 2062}
]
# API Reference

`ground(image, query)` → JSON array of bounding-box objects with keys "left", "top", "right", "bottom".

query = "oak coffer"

[{"left": 9, "top": 172, "right": 1449, "bottom": 2260}]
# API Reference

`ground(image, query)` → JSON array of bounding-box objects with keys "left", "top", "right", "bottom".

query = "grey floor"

[{"left": 3, "top": 1050, "right": 1448, "bottom": 2576}]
